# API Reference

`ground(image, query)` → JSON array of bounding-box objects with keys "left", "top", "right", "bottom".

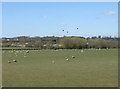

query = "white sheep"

[
  {"left": 52, "top": 60, "right": 55, "bottom": 64},
  {"left": 81, "top": 50, "right": 83, "bottom": 52},
  {"left": 26, "top": 50, "right": 29, "bottom": 53},
  {"left": 72, "top": 56, "right": 75, "bottom": 58},
  {"left": 66, "top": 58, "right": 69, "bottom": 61},
  {"left": 13, "top": 60, "right": 17, "bottom": 62},
  {"left": 8, "top": 61, "right": 11, "bottom": 63}
]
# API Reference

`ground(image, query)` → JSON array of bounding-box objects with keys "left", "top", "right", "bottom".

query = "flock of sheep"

[
  {"left": 51, "top": 55, "right": 76, "bottom": 64},
  {"left": 7, "top": 50, "right": 29, "bottom": 64},
  {"left": 6, "top": 49, "right": 84, "bottom": 64},
  {"left": 5, "top": 48, "right": 103, "bottom": 64},
  {"left": 52, "top": 49, "right": 84, "bottom": 64},
  {"left": 65, "top": 55, "right": 75, "bottom": 61}
]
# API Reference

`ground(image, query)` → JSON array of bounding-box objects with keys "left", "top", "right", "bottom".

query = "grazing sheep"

[
  {"left": 26, "top": 50, "right": 29, "bottom": 53},
  {"left": 72, "top": 56, "right": 75, "bottom": 58},
  {"left": 13, "top": 60, "right": 17, "bottom": 62},
  {"left": 8, "top": 61, "right": 11, "bottom": 63},
  {"left": 81, "top": 50, "right": 83, "bottom": 52},
  {"left": 66, "top": 58, "right": 69, "bottom": 61},
  {"left": 52, "top": 60, "right": 55, "bottom": 64}
]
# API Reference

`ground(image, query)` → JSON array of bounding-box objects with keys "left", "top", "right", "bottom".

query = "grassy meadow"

[{"left": 2, "top": 49, "right": 118, "bottom": 87}]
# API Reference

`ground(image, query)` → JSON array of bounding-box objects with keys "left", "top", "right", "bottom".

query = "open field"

[{"left": 2, "top": 49, "right": 118, "bottom": 87}]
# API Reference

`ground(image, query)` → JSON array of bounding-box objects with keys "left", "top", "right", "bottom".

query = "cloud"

[{"left": 104, "top": 11, "right": 116, "bottom": 15}]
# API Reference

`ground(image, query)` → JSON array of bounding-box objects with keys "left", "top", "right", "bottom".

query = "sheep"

[
  {"left": 52, "top": 60, "right": 55, "bottom": 64},
  {"left": 8, "top": 61, "right": 11, "bottom": 63},
  {"left": 72, "top": 56, "right": 75, "bottom": 58},
  {"left": 26, "top": 50, "right": 29, "bottom": 53},
  {"left": 81, "top": 50, "right": 83, "bottom": 52},
  {"left": 13, "top": 60, "right": 17, "bottom": 62},
  {"left": 66, "top": 58, "right": 69, "bottom": 61}
]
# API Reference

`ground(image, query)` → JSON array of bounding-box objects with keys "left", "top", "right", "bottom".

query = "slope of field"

[{"left": 2, "top": 49, "right": 118, "bottom": 87}]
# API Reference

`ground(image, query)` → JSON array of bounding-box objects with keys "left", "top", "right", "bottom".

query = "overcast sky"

[{"left": 2, "top": 2, "right": 118, "bottom": 38}]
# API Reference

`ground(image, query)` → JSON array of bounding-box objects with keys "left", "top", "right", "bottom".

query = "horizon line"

[{"left": 1, "top": 35, "right": 118, "bottom": 38}]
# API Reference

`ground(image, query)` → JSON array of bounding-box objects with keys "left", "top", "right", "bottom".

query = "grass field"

[{"left": 2, "top": 49, "right": 118, "bottom": 87}]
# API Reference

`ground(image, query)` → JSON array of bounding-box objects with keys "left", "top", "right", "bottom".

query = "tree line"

[{"left": 1, "top": 36, "right": 118, "bottom": 49}]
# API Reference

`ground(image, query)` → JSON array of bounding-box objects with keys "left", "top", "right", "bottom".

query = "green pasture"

[{"left": 2, "top": 49, "right": 118, "bottom": 87}]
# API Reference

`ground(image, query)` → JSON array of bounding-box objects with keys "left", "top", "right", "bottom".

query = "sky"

[{"left": 2, "top": 2, "right": 118, "bottom": 38}]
